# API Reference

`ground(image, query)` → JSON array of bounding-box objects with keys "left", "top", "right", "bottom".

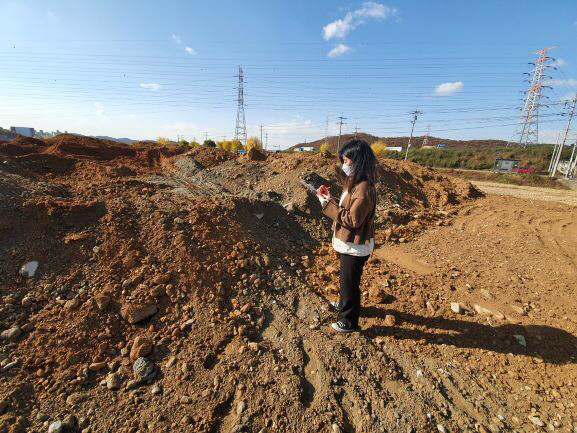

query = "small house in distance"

[
  {"left": 294, "top": 146, "right": 315, "bottom": 152},
  {"left": 493, "top": 158, "right": 521, "bottom": 173},
  {"left": 385, "top": 146, "right": 403, "bottom": 152},
  {"left": 436, "top": 143, "right": 448, "bottom": 149}
]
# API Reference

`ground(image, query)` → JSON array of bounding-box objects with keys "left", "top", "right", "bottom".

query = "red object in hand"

[{"left": 317, "top": 185, "right": 330, "bottom": 198}]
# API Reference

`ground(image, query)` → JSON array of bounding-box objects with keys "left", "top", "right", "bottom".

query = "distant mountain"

[
  {"left": 93, "top": 136, "right": 140, "bottom": 145},
  {"left": 288, "top": 133, "right": 512, "bottom": 153}
]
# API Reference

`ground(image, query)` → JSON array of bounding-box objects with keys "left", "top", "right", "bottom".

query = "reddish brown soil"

[
  {"left": 0, "top": 136, "right": 575, "bottom": 433},
  {"left": 246, "top": 148, "right": 267, "bottom": 161}
]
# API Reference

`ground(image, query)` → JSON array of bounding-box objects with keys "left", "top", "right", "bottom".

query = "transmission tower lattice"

[
  {"left": 422, "top": 124, "right": 431, "bottom": 147},
  {"left": 234, "top": 66, "right": 247, "bottom": 146},
  {"left": 511, "top": 46, "right": 557, "bottom": 146}
]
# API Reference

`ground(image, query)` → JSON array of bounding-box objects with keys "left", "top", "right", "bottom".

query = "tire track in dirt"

[{"left": 260, "top": 287, "right": 486, "bottom": 432}]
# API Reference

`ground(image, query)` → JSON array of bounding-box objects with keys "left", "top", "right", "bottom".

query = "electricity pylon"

[
  {"left": 234, "top": 66, "right": 247, "bottom": 147},
  {"left": 510, "top": 46, "right": 557, "bottom": 146}
]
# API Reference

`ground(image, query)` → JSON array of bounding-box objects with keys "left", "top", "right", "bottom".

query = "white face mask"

[{"left": 342, "top": 163, "right": 353, "bottom": 176}]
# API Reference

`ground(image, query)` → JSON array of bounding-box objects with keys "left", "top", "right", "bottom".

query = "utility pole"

[
  {"left": 566, "top": 139, "right": 577, "bottom": 179},
  {"left": 548, "top": 132, "right": 562, "bottom": 174},
  {"left": 205, "top": 132, "right": 208, "bottom": 142},
  {"left": 337, "top": 115, "right": 347, "bottom": 153},
  {"left": 265, "top": 132, "right": 268, "bottom": 150},
  {"left": 259, "top": 124, "right": 263, "bottom": 147},
  {"left": 354, "top": 126, "right": 360, "bottom": 138},
  {"left": 551, "top": 94, "right": 577, "bottom": 177},
  {"left": 510, "top": 46, "right": 557, "bottom": 147},
  {"left": 234, "top": 66, "right": 247, "bottom": 147},
  {"left": 404, "top": 110, "right": 422, "bottom": 160}
]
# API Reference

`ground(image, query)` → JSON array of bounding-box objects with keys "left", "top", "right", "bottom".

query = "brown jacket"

[{"left": 322, "top": 180, "right": 376, "bottom": 245}]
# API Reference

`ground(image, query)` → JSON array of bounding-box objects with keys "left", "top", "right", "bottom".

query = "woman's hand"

[{"left": 317, "top": 185, "right": 330, "bottom": 199}]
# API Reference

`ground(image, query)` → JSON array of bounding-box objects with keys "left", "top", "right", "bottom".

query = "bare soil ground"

[
  {"left": 0, "top": 136, "right": 576, "bottom": 433},
  {"left": 470, "top": 181, "right": 577, "bottom": 207},
  {"left": 439, "top": 169, "right": 570, "bottom": 191}
]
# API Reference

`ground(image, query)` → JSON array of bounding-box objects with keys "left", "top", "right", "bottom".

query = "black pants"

[{"left": 338, "top": 253, "right": 369, "bottom": 328}]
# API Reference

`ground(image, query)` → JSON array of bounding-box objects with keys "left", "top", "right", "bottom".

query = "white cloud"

[
  {"left": 323, "top": 2, "right": 397, "bottom": 40},
  {"left": 171, "top": 34, "right": 196, "bottom": 55},
  {"left": 129, "top": 114, "right": 136, "bottom": 119},
  {"left": 323, "top": 18, "right": 352, "bottom": 40},
  {"left": 544, "top": 78, "right": 577, "bottom": 87},
  {"left": 434, "top": 81, "right": 464, "bottom": 96},
  {"left": 327, "top": 44, "right": 352, "bottom": 58},
  {"left": 93, "top": 102, "right": 104, "bottom": 116},
  {"left": 552, "top": 58, "right": 566, "bottom": 68},
  {"left": 140, "top": 83, "right": 161, "bottom": 91}
]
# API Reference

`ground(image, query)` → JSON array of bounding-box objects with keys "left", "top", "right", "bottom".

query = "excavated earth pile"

[{"left": 1, "top": 136, "right": 576, "bottom": 433}]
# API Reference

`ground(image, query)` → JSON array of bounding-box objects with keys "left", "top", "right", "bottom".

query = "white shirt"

[{"left": 325, "top": 191, "right": 374, "bottom": 257}]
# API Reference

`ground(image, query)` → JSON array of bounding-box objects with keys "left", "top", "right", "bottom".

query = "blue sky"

[{"left": 1, "top": 0, "right": 576, "bottom": 148}]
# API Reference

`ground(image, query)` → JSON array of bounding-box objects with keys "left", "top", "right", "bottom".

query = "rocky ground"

[{"left": 0, "top": 135, "right": 576, "bottom": 433}]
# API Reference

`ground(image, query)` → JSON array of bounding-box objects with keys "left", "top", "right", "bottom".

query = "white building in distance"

[{"left": 10, "top": 126, "right": 35, "bottom": 137}]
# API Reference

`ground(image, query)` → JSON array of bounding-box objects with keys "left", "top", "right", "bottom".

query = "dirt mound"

[
  {"left": 194, "top": 153, "right": 483, "bottom": 243},
  {"left": 142, "top": 146, "right": 188, "bottom": 165},
  {"left": 185, "top": 146, "right": 237, "bottom": 167},
  {"left": 0, "top": 136, "right": 47, "bottom": 156},
  {"left": 377, "top": 159, "right": 484, "bottom": 209},
  {"left": 9, "top": 151, "right": 566, "bottom": 433},
  {"left": 0, "top": 142, "right": 41, "bottom": 156},
  {"left": 10, "top": 154, "right": 78, "bottom": 176},
  {"left": 11, "top": 136, "right": 47, "bottom": 147},
  {"left": 247, "top": 147, "right": 267, "bottom": 161},
  {"left": 0, "top": 135, "right": 191, "bottom": 173},
  {"left": 44, "top": 134, "right": 138, "bottom": 160},
  {"left": 45, "top": 134, "right": 122, "bottom": 148}
]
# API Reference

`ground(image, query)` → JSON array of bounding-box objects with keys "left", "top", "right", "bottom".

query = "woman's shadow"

[{"left": 364, "top": 305, "right": 577, "bottom": 365}]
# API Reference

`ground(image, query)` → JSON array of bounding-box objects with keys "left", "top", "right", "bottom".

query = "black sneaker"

[
  {"left": 331, "top": 321, "right": 358, "bottom": 333},
  {"left": 330, "top": 301, "right": 340, "bottom": 311}
]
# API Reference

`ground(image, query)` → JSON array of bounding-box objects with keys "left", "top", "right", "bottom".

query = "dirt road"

[
  {"left": 310, "top": 193, "right": 577, "bottom": 433},
  {"left": 472, "top": 180, "right": 577, "bottom": 206}
]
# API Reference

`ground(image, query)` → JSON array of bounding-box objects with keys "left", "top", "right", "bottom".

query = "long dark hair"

[{"left": 338, "top": 139, "right": 376, "bottom": 191}]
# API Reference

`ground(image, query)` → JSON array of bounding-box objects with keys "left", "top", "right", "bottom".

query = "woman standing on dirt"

[{"left": 317, "top": 139, "right": 377, "bottom": 333}]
